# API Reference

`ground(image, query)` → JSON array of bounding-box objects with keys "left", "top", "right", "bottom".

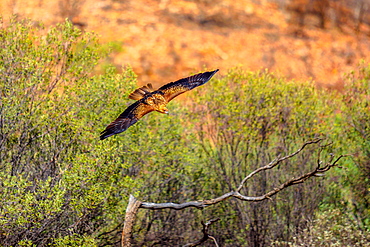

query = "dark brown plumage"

[{"left": 100, "top": 69, "right": 219, "bottom": 140}]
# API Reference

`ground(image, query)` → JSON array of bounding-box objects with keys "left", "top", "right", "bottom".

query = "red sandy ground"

[{"left": 1, "top": 0, "right": 370, "bottom": 89}]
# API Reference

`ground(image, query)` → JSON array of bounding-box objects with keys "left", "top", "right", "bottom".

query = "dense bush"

[
  {"left": 272, "top": 208, "right": 370, "bottom": 247},
  {"left": 0, "top": 18, "right": 144, "bottom": 246},
  {"left": 341, "top": 64, "right": 370, "bottom": 229},
  {"left": 0, "top": 18, "right": 369, "bottom": 246}
]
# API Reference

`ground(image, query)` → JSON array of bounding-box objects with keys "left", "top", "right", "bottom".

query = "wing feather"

[
  {"left": 128, "top": 83, "right": 154, "bottom": 100},
  {"left": 158, "top": 69, "right": 219, "bottom": 102},
  {"left": 100, "top": 101, "right": 154, "bottom": 140}
]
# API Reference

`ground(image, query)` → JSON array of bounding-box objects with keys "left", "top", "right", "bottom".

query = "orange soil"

[{"left": 1, "top": 0, "right": 370, "bottom": 89}]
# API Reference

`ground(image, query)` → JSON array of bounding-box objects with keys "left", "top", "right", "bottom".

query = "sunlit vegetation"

[{"left": 0, "top": 18, "right": 369, "bottom": 246}]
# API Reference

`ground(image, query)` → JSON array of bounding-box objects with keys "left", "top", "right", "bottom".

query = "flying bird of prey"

[{"left": 100, "top": 69, "right": 219, "bottom": 140}]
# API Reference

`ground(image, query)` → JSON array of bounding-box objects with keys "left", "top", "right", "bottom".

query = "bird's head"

[{"left": 157, "top": 105, "right": 169, "bottom": 114}]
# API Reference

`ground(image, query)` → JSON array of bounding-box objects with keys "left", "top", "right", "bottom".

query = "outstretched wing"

[
  {"left": 158, "top": 69, "right": 219, "bottom": 102},
  {"left": 100, "top": 101, "right": 154, "bottom": 140}
]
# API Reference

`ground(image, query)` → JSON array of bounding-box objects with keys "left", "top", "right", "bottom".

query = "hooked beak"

[{"left": 159, "top": 108, "right": 168, "bottom": 114}]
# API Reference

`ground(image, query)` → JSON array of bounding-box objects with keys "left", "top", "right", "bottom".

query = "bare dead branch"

[
  {"left": 122, "top": 139, "right": 348, "bottom": 246},
  {"left": 235, "top": 138, "right": 322, "bottom": 192},
  {"left": 183, "top": 218, "right": 220, "bottom": 247},
  {"left": 137, "top": 150, "right": 347, "bottom": 211}
]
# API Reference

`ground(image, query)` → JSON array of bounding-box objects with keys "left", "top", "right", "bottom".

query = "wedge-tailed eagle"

[{"left": 100, "top": 69, "right": 219, "bottom": 140}]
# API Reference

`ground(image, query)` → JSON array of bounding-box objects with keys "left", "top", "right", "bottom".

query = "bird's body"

[
  {"left": 100, "top": 69, "right": 219, "bottom": 140},
  {"left": 141, "top": 92, "right": 168, "bottom": 114}
]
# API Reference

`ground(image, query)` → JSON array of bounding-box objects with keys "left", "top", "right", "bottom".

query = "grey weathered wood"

[{"left": 121, "top": 195, "right": 142, "bottom": 247}]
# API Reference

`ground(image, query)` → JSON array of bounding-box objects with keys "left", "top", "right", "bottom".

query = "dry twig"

[{"left": 183, "top": 218, "right": 220, "bottom": 247}]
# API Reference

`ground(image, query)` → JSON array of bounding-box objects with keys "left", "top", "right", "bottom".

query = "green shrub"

[
  {"left": 0, "top": 18, "right": 140, "bottom": 246},
  {"left": 272, "top": 208, "right": 370, "bottom": 246},
  {"left": 334, "top": 62, "right": 370, "bottom": 229}
]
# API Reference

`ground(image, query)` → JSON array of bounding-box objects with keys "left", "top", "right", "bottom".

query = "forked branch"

[
  {"left": 121, "top": 139, "right": 348, "bottom": 246},
  {"left": 235, "top": 138, "right": 322, "bottom": 192},
  {"left": 183, "top": 218, "right": 220, "bottom": 247}
]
